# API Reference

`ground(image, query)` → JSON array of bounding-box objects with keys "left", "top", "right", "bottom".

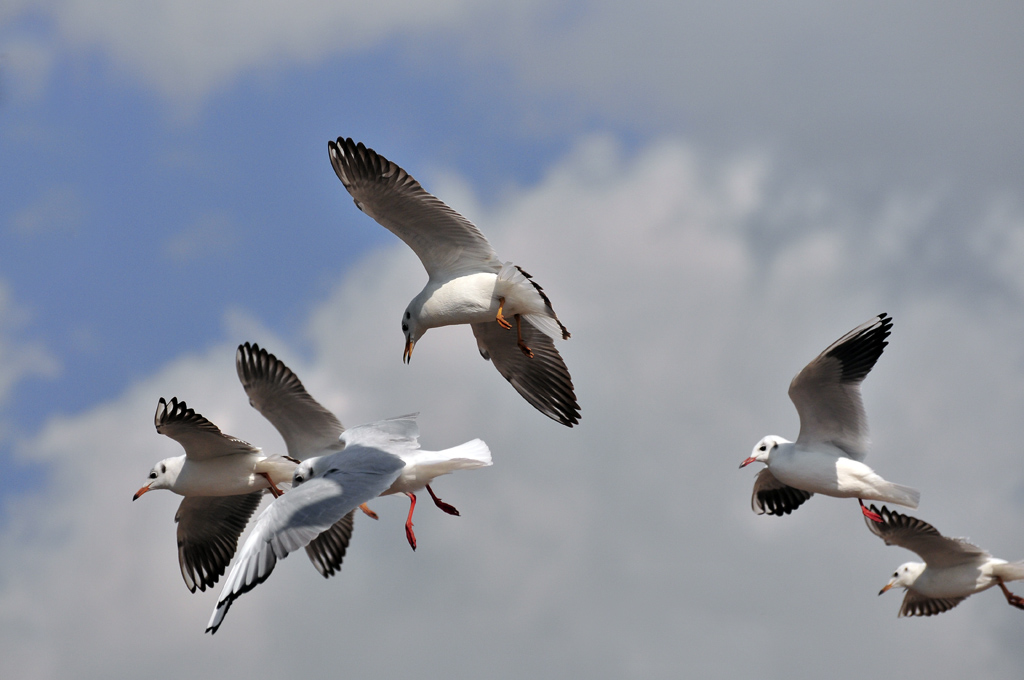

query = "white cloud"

[
  {"left": 14, "top": 0, "right": 501, "bottom": 106},
  {"left": 4, "top": 137, "right": 1024, "bottom": 678},
  {"left": 0, "top": 282, "right": 59, "bottom": 411}
]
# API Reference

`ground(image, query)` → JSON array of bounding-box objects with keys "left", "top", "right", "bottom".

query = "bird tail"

[
  {"left": 875, "top": 482, "right": 921, "bottom": 509},
  {"left": 993, "top": 560, "right": 1024, "bottom": 583},
  {"left": 408, "top": 439, "right": 492, "bottom": 477}
]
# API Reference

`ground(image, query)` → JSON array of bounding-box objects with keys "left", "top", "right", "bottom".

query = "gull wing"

[
  {"left": 236, "top": 342, "right": 345, "bottom": 459},
  {"left": 789, "top": 313, "right": 892, "bottom": 461},
  {"left": 897, "top": 590, "right": 968, "bottom": 617},
  {"left": 155, "top": 397, "right": 260, "bottom": 461},
  {"left": 304, "top": 510, "right": 356, "bottom": 579},
  {"left": 750, "top": 468, "right": 814, "bottom": 516},
  {"left": 174, "top": 492, "right": 264, "bottom": 593},
  {"left": 864, "top": 505, "right": 990, "bottom": 568},
  {"left": 206, "top": 447, "right": 404, "bottom": 634},
  {"left": 328, "top": 137, "right": 502, "bottom": 280},
  {"left": 471, "top": 319, "right": 580, "bottom": 427}
]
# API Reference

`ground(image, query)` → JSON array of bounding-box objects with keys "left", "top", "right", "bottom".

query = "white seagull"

[
  {"left": 133, "top": 397, "right": 298, "bottom": 592},
  {"left": 739, "top": 313, "right": 920, "bottom": 520},
  {"left": 205, "top": 415, "right": 491, "bottom": 634},
  {"left": 237, "top": 341, "right": 492, "bottom": 550},
  {"left": 327, "top": 136, "right": 580, "bottom": 427},
  {"left": 866, "top": 504, "right": 1024, "bottom": 617}
]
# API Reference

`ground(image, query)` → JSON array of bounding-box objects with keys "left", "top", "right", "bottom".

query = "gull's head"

[
  {"left": 740, "top": 436, "right": 784, "bottom": 468},
  {"left": 401, "top": 305, "right": 426, "bottom": 364},
  {"left": 292, "top": 459, "right": 317, "bottom": 488},
  {"left": 879, "top": 562, "right": 925, "bottom": 595},
  {"left": 133, "top": 457, "right": 180, "bottom": 500}
]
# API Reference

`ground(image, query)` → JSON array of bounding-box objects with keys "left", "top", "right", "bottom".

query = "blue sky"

[{"left": 3, "top": 2, "right": 1024, "bottom": 678}]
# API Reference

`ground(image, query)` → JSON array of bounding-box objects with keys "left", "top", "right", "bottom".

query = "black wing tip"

[
  {"left": 864, "top": 504, "right": 941, "bottom": 540},
  {"left": 826, "top": 313, "right": 895, "bottom": 383},
  {"left": 755, "top": 487, "right": 813, "bottom": 516},
  {"left": 155, "top": 396, "right": 206, "bottom": 431}
]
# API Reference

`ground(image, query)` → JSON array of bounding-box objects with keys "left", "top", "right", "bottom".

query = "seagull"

[
  {"left": 866, "top": 504, "right": 1024, "bottom": 617},
  {"left": 327, "top": 136, "right": 580, "bottom": 427},
  {"left": 739, "top": 313, "right": 920, "bottom": 520},
  {"left": 205, "top": 415, "right": 491, "bottom": 634},
  {"left": 237, "top": 341, "right": 492, "bottom": 550},
  {"left": 133, "top": 397, "right": 300, "bottom": 592}
]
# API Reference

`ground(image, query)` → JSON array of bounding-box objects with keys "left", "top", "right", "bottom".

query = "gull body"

[
  {"left": 133, "top": 397, "right": 297, "bottom": 593},
  {"left": 205, "top": 416, "right": 489, "bottom": 634},
  {"left": 237, "top": 342, "right": 492, "bottom": 550},
  {"left": 740, "top": 313, "right": 920, "bottom": 518},
  {"left": 328, "top": 137, "right": 579, "bottom": 426},
  {"left": 867, "top": 504, "right": 1024, "bottom": 617}
]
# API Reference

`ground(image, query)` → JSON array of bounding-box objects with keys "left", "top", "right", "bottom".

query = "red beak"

[{"left": 133, "top": 484, "right": 151, "bottom": 501}]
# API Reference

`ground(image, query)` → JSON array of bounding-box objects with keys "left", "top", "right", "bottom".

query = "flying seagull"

[
  {"left": 237, "top": 342, "right": 491, "bottom": 550},
  {"left": 206, "top": 415, "right": 490, "bottom": 633},
  {"left": 866, "top": 504, "right": 1024, "bottom": 617},
  {"left": 739, "top": 313, "right": 920, "bottom": 520},
  {"left": 133, "top": 397, "right": 299, "bottom": 592},
  {"left": 327, "top": 136, "right": 580, "bottom": 427}
]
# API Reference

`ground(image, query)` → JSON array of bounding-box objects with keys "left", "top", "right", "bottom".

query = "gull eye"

[
  {"left": 402, "top": 323, "right": 409, "bottom": 333},
  {"left": 294, "top": 474, "right": 304, "bottom": 484},
  {"left": 149, "top": 471, "right": 157, "bottom": 479},
  {"left": 759, "top": 445, "right": 766, "bottom": 452}
]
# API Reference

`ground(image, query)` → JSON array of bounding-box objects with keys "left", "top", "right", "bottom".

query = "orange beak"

[
  {"left": 403, "top": 338, "right": 414, "bottom": 364},
  {"left": 738, "top": 456, "right": 757, "bottom": 469},
  {"left": 878, "top": 582, "right": 895, "bottom": 596},
  {"left": 133, "top": 484, "right": 151, "bottom": 501}
]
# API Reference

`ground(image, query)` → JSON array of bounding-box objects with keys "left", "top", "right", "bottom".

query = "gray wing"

[
  {"left": 789, "top": 313, "right": 892, "bottom": 460},
  {"left": 898, "top": 590, "right": 968, "bottom": 617},
  {"left": 863, "top": 504, "right": 990, "bottom": 568},
  {"left": 328, "top": 137, "right": 502, "bottom": 280},
  {"left": 206, "top": 447, "right": 405, "bottom": 634},
  {"left": 750, "top": 468, "right": 813, "bottom": 516},
  {"left": 155, "top": 397, "right": 261, "bottom": 461},
  {"left": 174, "top": 492, "right": 264, "bottom": 593},
  {"left": 471, "top": 319, "right": 580, "bottom": 427},
  {"left": 340, "top": 413, "right": 420, "bottom": 450},
  {"left": 304, "top": 510, "right": 356, "bottom": 578},
  {"left": 236, "top": 342, "right": 345, "bottom": 459}
]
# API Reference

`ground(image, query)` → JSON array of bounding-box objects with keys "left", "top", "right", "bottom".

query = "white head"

[
  {"left": 879, "top": 562, "right": 926, "bottom": 595},
  {"left": 739, "top": 435, "right": 787, "bottom": 469},
  {"left": 292, "top": 456, "right": 340, "bottom": 487},
  {"left": 132, "top": 456, "right": 184, "bottom": 500},
  {"left": 401, "top": 300, "right": 427, "bottom": 364}
]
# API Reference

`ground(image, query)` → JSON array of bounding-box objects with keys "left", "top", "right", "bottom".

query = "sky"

[{"left": 2, "top": 1, "right": 1024, "bottom": 677}]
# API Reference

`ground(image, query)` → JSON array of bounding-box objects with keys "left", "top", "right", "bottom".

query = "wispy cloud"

[{"left": 9, "top": 184, "right": 84, "bottom": 238}]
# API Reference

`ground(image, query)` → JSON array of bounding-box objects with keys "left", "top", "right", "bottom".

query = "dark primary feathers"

[
  {"left": 236, "top": 342, "right": 345, "bottom": 458},
  {"left": 155, "top": 396, "right": 259, "bottom": 461},
  {"left": 304, "top": 510, "right": 355, "bottom": 578},
  {"left": 328, "top": 136, "right": 501, "bottom": 278},
  {"left": 751, "top": 468, "right": 814, "bottom": 516},
  {"left": 863, "top": 504, "right": 989, "bottom": 567},
  {"left": 471, "top": 319, "right": 580, "bottom": 427},
  {"left": 175, "top": 492, "right": 263, "bottom": 593}
]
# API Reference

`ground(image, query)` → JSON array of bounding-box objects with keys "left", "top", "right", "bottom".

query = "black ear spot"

[
  {"left": 160, "top": 463, "right": 166, "bottom": 473},
  {"left": 405, "top": 311, "right": 411, "bottom": 319}
]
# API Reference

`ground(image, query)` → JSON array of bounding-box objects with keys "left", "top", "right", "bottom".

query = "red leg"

[
  {"left": 860, "top": 499, "right": 882, "bottom": 522},
  {"left": 259, "top": 472, "right": 284, "bottom": 498},
  {"left": 359, "top": 503, "right": 379, "bottom": 520},
  {"left": 404, "top": 493, "right": 418, "bottom": 551},
  {"left": 426, "top": 484, "right": 460, "bottom": 516},
  {"left": 999, "top": 579, "right": 1024, "bottom": 610}
]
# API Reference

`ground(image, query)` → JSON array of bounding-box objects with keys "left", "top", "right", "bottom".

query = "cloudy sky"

[{"left": 3, "top": 1, "right": 1024, "bottom": 677}]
